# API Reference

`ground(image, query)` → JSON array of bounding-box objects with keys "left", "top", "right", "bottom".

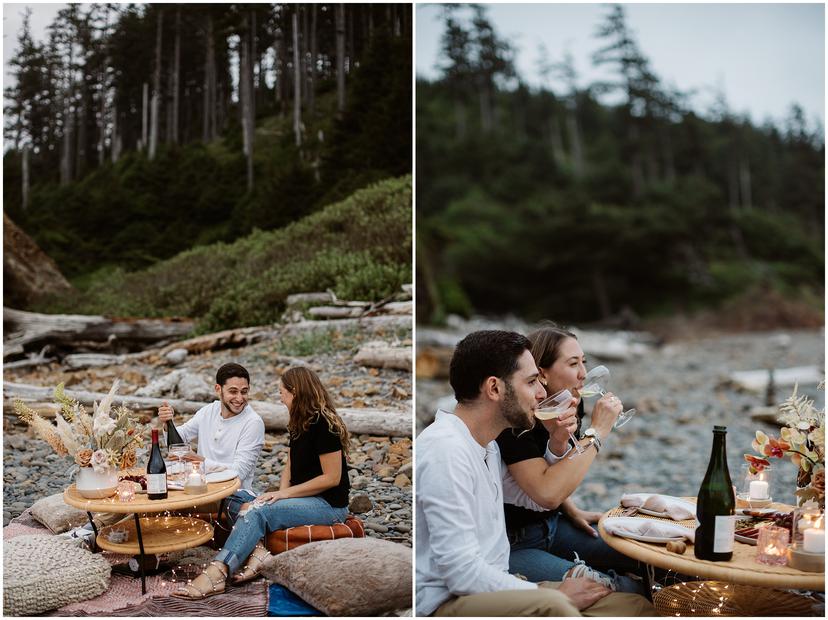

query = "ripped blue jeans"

[
  {"left": 508, "top": 512, "right": 645, "bottom": 595},
  {"left": 214, "top": 495, "right": 348, "bottom": 574}
]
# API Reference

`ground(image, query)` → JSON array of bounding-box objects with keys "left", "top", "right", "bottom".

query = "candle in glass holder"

[
  {"left": 803, "top": 528, "right": 825, "bottom": 553},
  {"left": 749, "top": 480, "right": 769, "bottom": 500},
  {"left": 756, "top": 525, "right": 789, "bottom": 566},
  {"left": 184, "top": 462, "right": 208, "bottom": 494},
  {"left": 116, "top": 480, "right": 136, "bottom": 502}
]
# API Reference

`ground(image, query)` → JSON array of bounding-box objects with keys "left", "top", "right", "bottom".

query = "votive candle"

[
  {"left": 749, "top": 480, "right": 769, "bottom": 500},
  {"left": 803, "top": 528, "right": 825, "bottom": 554}
]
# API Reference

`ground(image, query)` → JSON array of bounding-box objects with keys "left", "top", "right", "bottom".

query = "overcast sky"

[{"left": 416, "top": 3, "right": 825, "bottom": 130}]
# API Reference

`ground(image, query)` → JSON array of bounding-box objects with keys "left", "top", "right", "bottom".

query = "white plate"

[
  {"left": 205, "top": 469, "right": 238, "bottom": 484},
  {"left": 735, "top": 534, "right": 758, "bottom": 546}
]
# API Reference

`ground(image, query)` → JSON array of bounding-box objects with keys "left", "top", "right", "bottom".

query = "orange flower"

[
  {"left": 761, "top": 437, "right": 790, "bottom": 459},
  {"left": 744, "top": 454, "right": 770, "bottom": 474},
  {"left": 75, "top": 448, "right": 93, "bottom": 467}
]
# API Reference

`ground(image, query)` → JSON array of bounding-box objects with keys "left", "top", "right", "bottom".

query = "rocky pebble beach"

[
  {"left": 3, "top": 320, "right": 412, "bottom": 548},
  {"left": 418, "top": 326, "right": 824, "bottom": 512}
]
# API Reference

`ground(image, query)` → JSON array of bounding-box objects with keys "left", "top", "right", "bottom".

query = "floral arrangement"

[
  {"left": 14, "top": 380, "right": 146, "bottom": 473},
  {"left": 745, "top": 383, "right": 825, "bottom": 507}
]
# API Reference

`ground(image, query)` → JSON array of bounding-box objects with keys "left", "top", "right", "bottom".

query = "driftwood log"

[
  {"left": 4, "top": 383, "right": 411, "bottom": 437},
  {"left": 3, "top": 308, "right": 194, "bottom": 360},
  {"left": 354, "top": 344, "right": 412, "bottom": 371}
]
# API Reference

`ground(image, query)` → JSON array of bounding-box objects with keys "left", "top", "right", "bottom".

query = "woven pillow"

[
  {"left": 30, "top": 492, "right": 89, "bottom": 534},
  {"left": 3, "top": 534, "right": 111, "bottom": 615},
  {"left": 264, "top": 515, "right": 365, "bottom": 554},
  {"left": 261, "top": 537, "right": 411, "bottom": 616}
]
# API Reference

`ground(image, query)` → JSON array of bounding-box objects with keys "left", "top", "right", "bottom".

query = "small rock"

[
  {"left": 165, "top": 348, "right": 189, "bottom": 365},
  {"left": 393, "top": 474, "right": 411, "bottom": 488},
  {"left": 394, "top": 524, "right": 411, "bottom": 533},
  {"left": 348, "top": 493, "right": 373, "bottom": 514},
  {"left": 364, "top": 521, "right": 389, "bottom": 533}
]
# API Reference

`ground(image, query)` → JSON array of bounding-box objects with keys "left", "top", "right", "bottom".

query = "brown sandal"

[
  {"left": 172, "top": 562, "right": 227, "bottom": 600},
  {"left": 231, "top": 542, "right": 271, "bottom": 585}
]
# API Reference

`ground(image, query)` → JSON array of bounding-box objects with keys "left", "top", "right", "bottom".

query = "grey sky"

[{"left": 416, "top": 3, "right": 825, "bottom": 130}]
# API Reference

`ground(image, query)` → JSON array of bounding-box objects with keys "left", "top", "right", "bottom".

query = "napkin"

[
  {"left": 621, "top": 493, "right": 696, "bottom": 520},
  {"left": 603, "top": 516, "right": 696, "bottom": 543}
]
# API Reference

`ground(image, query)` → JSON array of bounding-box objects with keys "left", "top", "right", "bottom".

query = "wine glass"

[
  {"left": 535, "top": 388, "right": 586, "bottom": 459},
  {"left": 167, "top": 443, "right": 189, "bottom": 481},
  {"left": 580, "top": 365, "right": 636, "bottom": 428}
]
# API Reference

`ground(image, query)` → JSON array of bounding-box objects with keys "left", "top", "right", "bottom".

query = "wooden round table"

[
  {"left": 64, "top": 473, "right": 240, "bottom": 593},
  {"left": 598, "top": 502, "right": 824, "bottom": 591}
]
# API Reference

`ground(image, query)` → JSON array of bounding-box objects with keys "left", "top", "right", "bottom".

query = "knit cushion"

[
  {"left": 3, "top": 534, "right": 111, "bottom": 615},
  {"left": 261, "top": 537, "right": 411, "bottom": 616},
  {"left": 30, "top": 492, "right": 89, "bottom": 534},
  {"left": 264, "top": 515, "right": 365, "bottom": 554}
]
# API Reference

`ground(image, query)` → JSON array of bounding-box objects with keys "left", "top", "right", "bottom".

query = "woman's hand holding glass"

[{"left": 590, "top": 392, "right": 622, "bottom": 436}]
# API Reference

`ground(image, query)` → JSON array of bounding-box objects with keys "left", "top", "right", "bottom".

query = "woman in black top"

[
  {"left": 496, "top": 325, "right": 642, "bottom": 593},
  {"left": 175, "top": 366, "right": 351, "bottom": 599}
]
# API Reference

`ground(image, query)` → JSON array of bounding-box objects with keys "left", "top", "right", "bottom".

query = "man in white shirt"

[
  {"left": 159, "top": 362, "right": 265, "bottom": 522},
  {"left": 416, "top": 330, "right": 653, "bottom": 616}
]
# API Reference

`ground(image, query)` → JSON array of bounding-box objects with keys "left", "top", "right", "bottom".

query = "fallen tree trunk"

[
  {"left": 280, "top": 315, "right": 411, "bottom": 333},
  {"left": 354, "top": 344, "right": 411, "bottom": 371},
  {"left": 151, "top": 325, "right": 275, "bottom": 357},
  {"left": 727, "top": 366, "right": 823, "bottom": 394},
  {"left": 3, "top": 307, "right": 194, "bottom": 360},
  {"left": 3, "top": 383, "right": 411, "bottom": 437}
]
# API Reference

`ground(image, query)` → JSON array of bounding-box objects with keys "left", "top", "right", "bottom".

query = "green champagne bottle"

[{"left": 694, "top": 425, "right": 736, "bottom": 561}]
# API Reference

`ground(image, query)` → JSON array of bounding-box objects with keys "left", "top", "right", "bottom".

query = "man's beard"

[
  {"left": 220, "top": 393, "right": 246, "bottom": 415},
  {"left": 499, "top": 380, "right": 534, "bottom": 431}
]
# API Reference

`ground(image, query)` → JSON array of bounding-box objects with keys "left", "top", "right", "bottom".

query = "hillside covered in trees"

[
  {"left": 4, "top": 3, "right": 411, "bottom": 285},
  {"left": 417, "top": 5, "right": 824, "bottom": 326}
]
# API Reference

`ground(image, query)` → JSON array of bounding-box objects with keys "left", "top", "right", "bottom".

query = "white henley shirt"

[
  {"left": 177, "top": 401, "right": 265, "bottom": 491},
  {"left": 416, "top": 410, "right": 537, "bottom": 616}
]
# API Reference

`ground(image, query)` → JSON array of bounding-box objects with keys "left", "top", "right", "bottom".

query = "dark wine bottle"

[
  {"left": 146, "top": 428, "right": 168, "bottom": 500},
  {"left": 694, "top": 425, "right": 736, "bottom": 561},
  {"left": 165, "top": 418, "right": 184, "bottom": 448}
]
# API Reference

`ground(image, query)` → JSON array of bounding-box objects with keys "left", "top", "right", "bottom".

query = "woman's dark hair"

[
  {"left": 449, "top": 330, "right": 531, "bottom": 403},
  {"left": 281, "top": 366, "right": 350, "bottom": 457},
  {"left": 526, "top": 323, "right": 578, "bottom": 370},
  {"left": 216, "top": 363, "right": 250, "bottom": 386}
]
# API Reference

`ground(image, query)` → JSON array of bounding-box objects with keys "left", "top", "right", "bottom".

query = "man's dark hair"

[
  {"left": 449, "top": 330, "right": 531, "bottom": 403},
  {"left": 216, "top": 363, "right": 250, "bottom": 386}
]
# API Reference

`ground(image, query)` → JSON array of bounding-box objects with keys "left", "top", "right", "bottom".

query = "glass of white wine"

[
  {"left": 580, "top": 365, "right": 636, "bottom": 428},
  {"left": 167, "top": 443, "right": 190, "bottom": 482},
  {"left": 535, "top": 388, "right": 586, "bottom": 459}
]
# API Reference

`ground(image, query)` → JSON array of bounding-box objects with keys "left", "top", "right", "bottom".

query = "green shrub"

[{"left": 35, "top": 176, "right": 412, "bottom": 333}]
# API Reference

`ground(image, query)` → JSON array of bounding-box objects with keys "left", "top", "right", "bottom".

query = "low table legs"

[
  {"left": 85, "top": 512, "right": 99, "bottom": 552},
  {"left": 134, "top": 513, "right": 147, "bottom": 595}
]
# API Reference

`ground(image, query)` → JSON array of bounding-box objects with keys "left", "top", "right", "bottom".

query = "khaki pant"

[{"left": 435, "top": 581, "right": 655, "bottom": 617}]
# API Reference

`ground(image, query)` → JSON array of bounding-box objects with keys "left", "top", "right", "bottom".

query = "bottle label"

[
  {"left": 146, "top": 473, "right": 167, "bottom": 494},
  {"left": 713, "top": 515, "right": 735, "bottom": 552}
]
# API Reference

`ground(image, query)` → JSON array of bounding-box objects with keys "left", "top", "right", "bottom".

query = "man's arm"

[
  {"left": 158, "top": 401, "right": 202, "bottom": 445},
  {"left": 419, "top": 441, "right": 537, "bottom": 596}
]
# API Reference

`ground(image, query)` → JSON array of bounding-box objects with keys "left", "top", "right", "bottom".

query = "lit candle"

[
  {"left": 803, "top": 528, "right": 825, "bottom": 554},
  {"left": 749, "top": 480, "right": 769, "bottom": 500}
]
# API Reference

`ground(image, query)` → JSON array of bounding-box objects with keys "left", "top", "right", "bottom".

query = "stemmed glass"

[
  {"left": 580, "top": 365, "right": 636, "bottom": 428},
  {"left": 535, "top": 388, "right": 586, "bottom": 459},
  {"left": 167, "top": 443, "right": 190, "bottom": 482}
]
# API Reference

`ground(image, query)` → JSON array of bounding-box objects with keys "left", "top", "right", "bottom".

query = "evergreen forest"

[
  {"left": 417, "top": 5, "right": 824, "bottom": 326},
  {"left": 4, "top": 3, "right": 412, "bottom": 328}
]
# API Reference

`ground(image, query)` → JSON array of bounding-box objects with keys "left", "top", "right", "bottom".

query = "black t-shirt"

[
  {"left": 495, "top": 401, "right": 585, "bottom": 532},
  {"left": 289, "top": 413, "right": 350, "bottom": 508}
]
